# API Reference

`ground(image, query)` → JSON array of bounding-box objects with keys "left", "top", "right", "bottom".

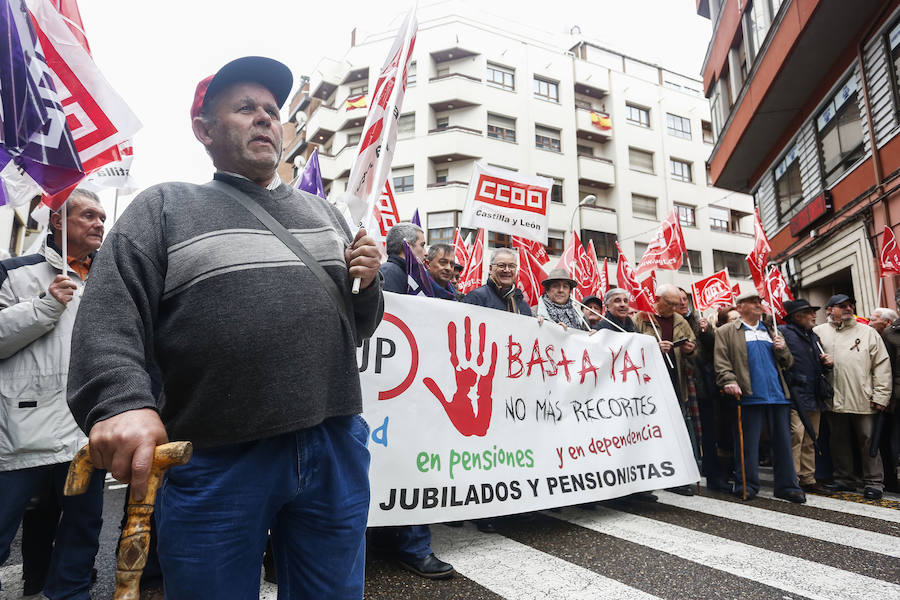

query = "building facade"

[
  {"left": 0, "top": 200, "right": 42, "bottom": 259},
  {"left": 284, "top": 3, "right": 756, "bottom": 293},
  {"left": 698, "top": 0, "right": 900, "bottom": 315}
]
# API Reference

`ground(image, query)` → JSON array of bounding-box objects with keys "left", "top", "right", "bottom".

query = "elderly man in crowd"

[
  {"left": 580, "top": 295, "right": 605, "bottom": 330},
  {"left": 461, "top": 248, "right": 532, "bottom": 316},
  {"left": 779, "top": 299, "right": 833, "bottom": 495},
  {"left": 535, "top": 268, "right": 589, "bottom": 330},
  {"left": 633, "top": 283, "right": 697, "bottom": 496},
  {"left": 0, "top": 190, "right": 107, "bottom": 599},
  {"left": 815, "top": 294, "right": 890, "bottom": 499},
  {"left": 66, "top": 57, "right": 384, "bottom": 598},
  {"left": 715, "top": 292, "right": 805, "bottom": 503},
  {"left": 379, "top": 223, "right": 426, "bottom": 292},
  {"left": 596, "top": 288, "right": 635, "bottom": 333},
  {"left": 868, "top": 307, "right": 899, "bottom": 335}
]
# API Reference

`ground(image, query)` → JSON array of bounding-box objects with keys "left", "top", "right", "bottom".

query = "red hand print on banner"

[{"left": 423, "top": 316, "right": 499, "bottom": 437}]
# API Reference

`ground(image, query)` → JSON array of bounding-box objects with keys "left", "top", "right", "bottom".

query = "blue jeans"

[
  {"left": 370, "top": 525, "right": 433, "bottom": 560},
  {"left": 156, "top": 415, "right": 370, "bottom": 600},
  {"left": 733, "top": 403, "right": 801, "bottom": 496},
  {"left": 0, "top": 462, "right": 105, "bottom": 600}
]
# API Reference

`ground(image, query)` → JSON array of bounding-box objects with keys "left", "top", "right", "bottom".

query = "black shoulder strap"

[{"left": 206, "top": 180, "right": 357, "bottom": 341}]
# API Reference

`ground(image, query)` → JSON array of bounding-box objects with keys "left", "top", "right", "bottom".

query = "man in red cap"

[{"left": 66, "top": 57, "right": 384, "bottom": 599}]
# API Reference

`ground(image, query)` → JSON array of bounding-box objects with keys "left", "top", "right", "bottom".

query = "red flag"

[
  {"left": 453, "top": 229, "right": 470, "bottom": 270},
  {"left": 555, "top": 231, "right": 581, "bottom": 277},
  {"left": 512, "top": 235, "right": 549, "bottom": 265},
  {"left": 516, "top": 246, "right": 548, "bottom": 306},
  {"left": 371, "top": 178, "right": 400, "bottom": 240},
  {"left": 635, "top": 209, "right": 686, "bottom": 275},
  {"left": 458, "top": 229, "right": 484, "bottom": 295},
  {"left": 765, "top": 266, "right": 793, "bottom": 320},
  {"left": 746, "top": 208, "right": 772, "bottom": 298},
  {"left": 731, "top": 284, "right": 741, "bottom": 302},
  {"left": 50, "top": 1, "right": 91, "bottom": 54},
  {"left": 881, "top": 226, "right": 900, "bottom": 275},
  {"left": 598, "top": 257, "right": 610, "bottom": 297},
  {"left": 616, "top": 243, "right": 655, "bottom": 313},
  {"left": 555, "top": 232, "right": 595, "bottom": 301},
  {"left": 692, "top": 269, "right": 734, "bottom": 311},
  {"left": 640, "top": 272, "right": 657, "bottom": 303}
]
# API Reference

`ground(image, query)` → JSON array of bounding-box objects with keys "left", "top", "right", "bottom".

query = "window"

[
  {"left": 427, "top": 211, "right": 457, "bottom": 245},
  {"left": 816, "top": 78, "right": 864, "bottom": 187},
  {"left": 487, "top": 113, "right": 516, "bottom": 142},
  {"left": 632, "top": 194, "right": 657, "bottom": 218},
  {"left": 436, "top": 64, "right": 449, "bottom": 78},
  {"left": 581, "top": 230, "right": 617, "bottom": 260},
  {"left": 488, "top": 231, "right": 512, "bottom": 248},
  {"left": 550, "top": 178, "right": 563, "bottom": 204},
  {"left": 634, "top": 242, "right": 648, "bottom": 258},
  {"left": 533, "top": 77, "right": 559, "bottom": 102},
  {"left": 629, "top": 147, "right": 654, "bottom": 173},
  {"left": 435, "top": 169, "right": 448, "bottom": 184},
  {"left": 626, "top": 103, "right": 650, "bottom": 127},
  {"left": 678, "top": 249, "right": 703, "bottom": 274},
  {"left": 535, "top": 125, "right": 561, "bottom": 152},
  {"left": 407, "top": 61, "right": 416, "bottom": 87},
  {"left": 349, "top": 83, "right": 368, "bottom": 96},
  {"left": 890, "top": 19, "right": 900, "bottom": 112},
  {"left": 346, "top": 132, "right": 361, "bottom": 146},
  {"left": 398, "top": 113, "right": 415, "bottom": 136},
  {"left": 436, "top": 116, "right": 449, "bottom": 130},
  {"left": 675, "top": 204, "right": 696, "bottom": 227},
  {"left": 670, "top": 158, "right": 692, "bottom": 182},
  {"left": 706, "top": 164, "right": 713, "bottom": 186},
  {"left": 709, "top": 206, "right": 730, "bottom": 232},
  {"left": 714, "top": 250, "right": 751, "bottom": 278},
  {"left": 666, "top": 113, "right": 691, "bottom": 139},
  {"left": 576, "top": 144, "right": 594, "bottom": 157},
  {"left": 487, "top": 62, "right": 515, "bottom": 91},
  {"left": 393, "top": 167, "right": 414, "bottom": 193},
  {"left": 774, "top": 147, "right": 803, "bottom": 220},
  {"left": 702, "top": 120, "right": 714, "bottom": 144},
  {"left": 547, "top": 230, "right": 565, "bottom": 255}
]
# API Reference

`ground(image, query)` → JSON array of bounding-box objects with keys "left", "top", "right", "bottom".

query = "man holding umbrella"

[{"left": 779, "top": 299, "right": 833, "bottom": 494}]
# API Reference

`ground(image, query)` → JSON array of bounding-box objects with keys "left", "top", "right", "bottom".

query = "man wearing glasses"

[{"left": 461, "top": 248, "right": 532, "bottom": 315}]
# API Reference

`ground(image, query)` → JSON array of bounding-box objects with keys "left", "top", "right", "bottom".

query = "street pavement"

[{"left": 2, "top": 470, "right": 898, "bottom": 599}]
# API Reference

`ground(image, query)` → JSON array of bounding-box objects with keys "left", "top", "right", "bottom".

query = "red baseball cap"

[{"left": 190, "top": 56, "right": 293, "bottom": 120}]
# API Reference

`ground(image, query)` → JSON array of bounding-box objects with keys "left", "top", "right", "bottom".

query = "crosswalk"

[
  {"left": 364, "top": 484, "right": 900, "bottom": 600},
  {"left": 3, "top": 482, "right": 898, "bottom": 599}
]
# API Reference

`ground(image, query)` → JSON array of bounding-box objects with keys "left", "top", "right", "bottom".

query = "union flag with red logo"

[
  {"left": 516, "top": 246, "right": 549, "bottom": 306},
  {"left": 615, "top": 243, "right": 655, "bottom": 313},
  {"left": 880, "top": 226, "right": 900, "bottom": 275},
  {"left": 371, "top": 178, "right": 401, "bottom": 239},
  {"left": 453, "top": 229, "right": 470, "bottom": 270},
  {"left": 746, "top": 208, "right": 772, "bottom": 299},
  {"left": 512, "top": 235, "right": 549, "bottom": 265},
  {"left": 457, "top": 229, "right": 484, "bottom": 295},
  {"left": 635, "top": 209, "right": 686, "bottom": 275},
  {"left": 692, "top": 269, "right": 734, "bottom": 311}
]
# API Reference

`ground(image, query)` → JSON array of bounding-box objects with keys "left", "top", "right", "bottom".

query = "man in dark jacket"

[
  {"left": 425, "top": 243, "right": 458, "bottom": 301},
  {"left": 380, "top": 223, "right": 426, "bottom": 293},
  {"left": 597, "top": 288, "right": 636, "bottom": 332},
  {"left": 461, "top": 248, "right": 532, "bottom": 316},
  {"left": 779, "top": 299, "right": 833, "bottom": 494}
]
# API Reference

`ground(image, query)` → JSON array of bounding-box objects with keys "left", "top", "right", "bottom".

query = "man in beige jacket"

[{"left": 814, "top": 294, "right": 890, "bottom": 499}]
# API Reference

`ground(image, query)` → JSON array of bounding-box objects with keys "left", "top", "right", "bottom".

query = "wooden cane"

[
  {"left": 736, "top": 399, "right": 747, "bottom": 500},
  {"left": 64, "top": 442, "right": 193, "bottom": 600}
]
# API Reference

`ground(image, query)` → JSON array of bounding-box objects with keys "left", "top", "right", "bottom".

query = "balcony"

[
  {"left": 424, "top": 127, "right": 485, "bottom": 164},
  {"left": 577, "top": 155, "right": 615, "bottom": 188},
  {"left": 306, "top": 105, "right": 340, "bottom": 144},
  {"left": 575, "top": 108, "right": 612, "bottom": 142},
  {"left": 580, "top": 205, "right": 618, "bottom": 233},
  {"left": 574, "top": 60, "right": 609, "bottom": 98},
  {"left": 427, "top": 72, "right": 483, "bottom": 98},
  {"left": 424, "top": 181, "right": 470, "bottom": 210},
  {"left": 309, "top": 60, "right": 343, "bottom": 101},
  {"left": 317, "top": 145, "right": 354, "bottom": 181}
]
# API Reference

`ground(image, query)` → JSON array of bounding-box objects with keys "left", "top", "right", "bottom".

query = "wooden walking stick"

[
  {"left": 64, "top": 441, "right": 193, "bottom": 600},
  {"left": 736, "top": 397, "right": 747, "bottom": 500}
]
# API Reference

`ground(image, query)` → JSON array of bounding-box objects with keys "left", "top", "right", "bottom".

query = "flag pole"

[
  {"left": 765, "top": 265, "right": 779, "bottom": 336},
  {"left": 61, "top": 202, "right": 69, "bottom": 277},
  {"left": 351, "top": 7, "right": 416, "bottom": 294},
  {"left": 572, "top": 298, "right": 626, "bottom": 333},
  {"left": 646, "top": 312, "right": 674, "bottom": 369},
  {"left": 877, "top": 276, "right": 884, "bottom": 309}
]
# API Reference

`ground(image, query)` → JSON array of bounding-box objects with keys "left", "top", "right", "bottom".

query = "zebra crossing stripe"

[
  {"left": 551, "top": 506, "right": 900, "bottom": 600},
  {"left": 0, "top": 563, "right": 25, "bottom": 597},
  {"left": 756, "top": 489, "right": 900, "bottom": 523},
  {"left": 430, "top": 524, "right": 662, "bottom": 600},
  {"left": 655, "top": 490, "right": 900, "bottom": 558}
]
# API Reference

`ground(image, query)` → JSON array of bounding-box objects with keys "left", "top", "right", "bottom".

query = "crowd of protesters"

[{"left": 1, "top": 54, "right": 897, "bottom": 599}]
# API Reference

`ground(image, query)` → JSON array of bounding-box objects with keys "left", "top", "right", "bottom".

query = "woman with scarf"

[{"left": 535, "top": 268, "right": 590, "bottom": 331}]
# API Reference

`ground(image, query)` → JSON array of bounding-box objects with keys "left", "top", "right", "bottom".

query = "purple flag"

[
  {"left": 403, "top": 240, "right": 434, "bottom": 297},
  {"left": 0, "top": 0, "right": 83, "bottom": 195},
  {"left": 296, "top": 148, "right": 325, "bottom": 198},
  {"left": 411, "top": 208, "right": 421, "bottom": 227}
]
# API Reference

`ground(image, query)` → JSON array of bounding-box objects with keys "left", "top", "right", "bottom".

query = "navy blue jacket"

[
  {"left": 597, "top": 314, "right": 636, "bottom": 332},
  {"left": 379, "top": 256, "right": 407, "bottom": 294},
  {"left": 779, "top": 322, "right": 827, "bottom": 412},
  {"left": 462, "top": 279, "right": 532, "bottom": 316}
]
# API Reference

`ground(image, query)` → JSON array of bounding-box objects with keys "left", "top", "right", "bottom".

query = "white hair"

[
  {"left": 655, "top": 283, "right": 679, "bottom": 299},
  {"left": 489, "top": 247, "right": 517, "bottom": 265},
  {"left": 873, "top": 308, "right": 899, "bottom": 322}
]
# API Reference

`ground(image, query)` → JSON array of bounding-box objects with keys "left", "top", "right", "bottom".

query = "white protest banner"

[
  {"left": 460, "top": 162, "right": 551, "bottom": 245},
  {"left": 359, "top": 293, "right": 700, "bottom": 526}
]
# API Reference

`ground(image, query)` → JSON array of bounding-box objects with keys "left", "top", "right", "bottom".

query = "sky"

[{"left": 77, "top": 0, "right": 712, "bottom": 218}]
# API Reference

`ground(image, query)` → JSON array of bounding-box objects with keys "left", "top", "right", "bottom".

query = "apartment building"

[
  {"left": 284, "top": 2, "right": 756, "bottom": 291},
  {"left": 0, "top": 200, "right": 41, "bottom": 258},
  {"left": 697, "top": 0, "right": 900, "bottom": 314}
]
